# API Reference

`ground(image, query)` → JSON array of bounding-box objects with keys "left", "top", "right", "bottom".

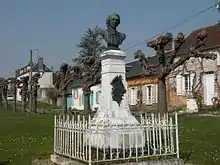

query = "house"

[
  {"left": 15, "top": 57, "right": 53, "bottom": 102},
  {"left": 167, "top": 22, "right": 220, "bottom": 110}
]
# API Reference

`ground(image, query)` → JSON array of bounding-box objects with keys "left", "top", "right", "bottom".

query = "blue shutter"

[{"left": 66, "top": 95, "right": 73, "bottom": 110}]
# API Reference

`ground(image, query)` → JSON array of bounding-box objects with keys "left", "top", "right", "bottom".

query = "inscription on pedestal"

[{"left": 110, "top": 75, "right": 126, "bottom": 106}]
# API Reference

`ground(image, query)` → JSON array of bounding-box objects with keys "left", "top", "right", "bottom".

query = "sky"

[{"left": 0, "top": 0, "right": 220, "bottom": 77}]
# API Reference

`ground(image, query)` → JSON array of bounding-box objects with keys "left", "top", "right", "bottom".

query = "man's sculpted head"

[{"left": 106, "top": 13, "right": 120, "bottom": 29}]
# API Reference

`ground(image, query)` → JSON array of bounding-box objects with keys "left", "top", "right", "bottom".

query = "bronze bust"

[{"left": 100, "top": 13, "right": 126, "bottom": 50}]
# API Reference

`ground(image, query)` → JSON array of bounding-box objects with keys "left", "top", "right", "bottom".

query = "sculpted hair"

[{"left": 106, "top": 13, "right": 120, "bottom": 26}]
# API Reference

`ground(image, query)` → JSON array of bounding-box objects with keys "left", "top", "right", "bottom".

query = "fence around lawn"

[{"left": 53, "top": 112, "right": 179, "bottom": 164}]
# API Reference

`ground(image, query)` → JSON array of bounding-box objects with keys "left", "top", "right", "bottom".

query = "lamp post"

[{"left": 28, "top": 49, "right": 39, "bottom": 112}]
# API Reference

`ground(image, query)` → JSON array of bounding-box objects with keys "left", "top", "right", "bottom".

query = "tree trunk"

[
  {"left": 0, "top": 94, "right": 2, "bottom": 108},
  {"left": 84, "top": 93, "right": 90, "bottom": 114},
  {"left": 21, "top": 100, "right": 26, "bottom": 112},
  {"left": 33, "top": 96, "right": 37, "bottom": 113},
  {"left": 62, "top": 92, "right": 67, "bottom": 114},
  {"left": 158, "top": 77, "right": 168, "bottom": 113},
  {"left": 4, "top": 96, "right": 8, "bottom": 109},
  {"left": 13, "top": 87, "right": 17, "bottom": 112}
]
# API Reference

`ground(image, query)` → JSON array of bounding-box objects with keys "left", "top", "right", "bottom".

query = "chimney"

[
  {"left": 38, "top": 57, "right": 44, "bottom": 71},
  {"left": 164, "top": 41, "right": 173, "bottom": 52}
]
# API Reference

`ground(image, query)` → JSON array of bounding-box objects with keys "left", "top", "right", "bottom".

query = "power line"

[{"left": 123, "top": 3, "right": 216, "bottom": 52}]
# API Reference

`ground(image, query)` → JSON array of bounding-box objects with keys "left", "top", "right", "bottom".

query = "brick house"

[{"left": 167, "top": 23, "right": 220, "bottom": 110}]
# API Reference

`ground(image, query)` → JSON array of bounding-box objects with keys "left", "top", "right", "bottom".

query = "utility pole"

[{"left": 29, "top": 49, "right": 33, "bottom": 112}]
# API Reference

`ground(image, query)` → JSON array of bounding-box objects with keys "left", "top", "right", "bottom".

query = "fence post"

[
  {"left": 175, "top": 112, "right": 179, "bottom": 158},
  {"left": 88, "top": 115, "right": 92, "bottom": 165},
  {"left": 54, "top": 115, "right": 57, "bottom": 154}
]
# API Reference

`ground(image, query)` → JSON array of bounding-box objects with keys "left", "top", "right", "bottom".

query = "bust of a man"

[{"left": 100, "top": 13, "right": 126, "bottom": 50}]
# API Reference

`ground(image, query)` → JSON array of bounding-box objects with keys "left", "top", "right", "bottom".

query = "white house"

[
  {"left": 15, "top": 57, "right": 53, "bottom": 101},
  {"left": 69, "top": 78, "right": 101, "bottom": 111}
]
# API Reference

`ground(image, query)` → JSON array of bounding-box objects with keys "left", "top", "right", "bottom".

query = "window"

[
  {"left": 184, "top": 74, "right": 191, "bottom": 92},
  {"left": 130, "top": 87, "right": 137, "bottom": 105},
  {"left": 176, "top": 73, "right": 195, "bottom": 95},
  {"left": 143, "top": 84, "right": 158, "bottom": 104},
  {"left": 73, "top": 89, "right": 78, "bottom": 99}
]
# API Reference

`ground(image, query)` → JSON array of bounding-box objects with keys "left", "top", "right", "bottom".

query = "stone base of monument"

[
  {"left": 50, "top": 154, "right": 184, "bottom": 165},
  {"left": 88, "top": 102, "right": 144, "bottom": 149}
]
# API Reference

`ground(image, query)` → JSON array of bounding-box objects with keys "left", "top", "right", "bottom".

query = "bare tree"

[
  {"left": 135, "top": 30, "right": 217, "bottom": 113},
  {"left": 54, "top": 63, "right": 80, "bottom": 114},
  {"left": 46, "top": 86, "right": 58, "bottom": 105},
  {"left": 74, "top": 26, "right": 106, "bottom": 114},
  {"left": 0, "top": 78, "right": 8, "bottom": 109}
]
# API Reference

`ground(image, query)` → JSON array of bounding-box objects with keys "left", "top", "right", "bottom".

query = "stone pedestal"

[
  {"left": 186, "top": 98, "right": 198, "bottom": 113},
  {"left": 89, "top": 50, "right": 143, "bottom": 149}
]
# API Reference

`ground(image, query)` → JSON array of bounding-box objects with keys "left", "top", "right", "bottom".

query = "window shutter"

[
  {"left": 142, "top": 86, "right": 146, "bottom": 104},
  {"left": 190, "top": 73, "right": 195, "bottom": 91},
  {"left": 176, "top": 75, "right": 183, "bottom": 95},
  {"left": 128, "top": 88, "right": 131, "bottom": 104},
  {"left": 152, "top": 85, "right": 157, "bottom": 103},
  {"left": 134, "top": 87, "right": 138, "bottom": 105}
]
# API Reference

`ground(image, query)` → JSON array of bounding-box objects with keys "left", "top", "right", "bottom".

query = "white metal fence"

[{"left": 53, "top": 113, "right": 179, "bottom": 164}]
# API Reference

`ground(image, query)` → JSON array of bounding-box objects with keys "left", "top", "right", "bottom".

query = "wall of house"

[
  {"left": 127, "top": 76, "right": 158, "bottom": 111},
  {"left": 38, "top": 72, "right": 53, "bottom": 88},
  {"left": 167, "top": 49, "right": 220, "bottom": 109},
  {"left": 72, "top": 84, "right": 101, "bottom": 111},
  {"left": 16, "top": 72, "right": 53, "bottom": 101}
]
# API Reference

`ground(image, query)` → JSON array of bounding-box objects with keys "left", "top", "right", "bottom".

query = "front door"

[{"left": 204, "top": 73, "right": 215, "bottom": 105}]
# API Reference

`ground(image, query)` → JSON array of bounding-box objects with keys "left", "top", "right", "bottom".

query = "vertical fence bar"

[
  {"left": 158, "top": 113, "right": 162, "bottom": 155},
  {"left": 74, "top": 117, "right": 77, "bottom": 158},
  {"left": 146, "top": 116, "right": 150, "bottom": 156},
  {"left": 103, "top": 120, "right": 106, "bottom": 160},
  {"left": 166, "top": 113, "right": 170, "bottom": 153},
  {"left": 58, "top": 115, "right": 61, "bottom": 153},
  {"left": 77, "top": 115, "right": 80, "bottom": 159},
  {"left": 152, "top": 113, "right": 156, "bottom": 155},
  {"left": 140, "top": 115, "right": 144, "bottom": 157},
  {"left": 175, "top": 112, "right": 179, "bottom": 158},
  {"left": 71, "top": 116, "right": 74, "bottom": 157},
  {"left": 170, "top": 117, "right": 174, "bottom": 153},
  {"left": 163, "top": 113, "right": 167, "bottom": 154},
  {"left": 135, "top": 128, "right": 138, "bottom": 162},
  {"left": 110, "top": 122, "right": 112, "bottom": 160},
  {"left": 82, "top": 116, "right": 85, "bottom": 160},
  {"left": 54, "top": 115, "right": 57, "bottom": 154},
  {"left": 123, "top": 121, "right": 125, "bottom": 159},
  {"left": 85, "top": 120, "right": 88, "bottom": 161},
  {"left": 67, "top": 115, "right": 70, "bottom": 156},
  {"left": 62, "top": 116, "right": 65, "bottom": 155},
  {"left": 116, "top": 121, "right": 119, "bottom": 159},
  {"left": 88, "top": 115, "right": 92, "bottom": 165}
]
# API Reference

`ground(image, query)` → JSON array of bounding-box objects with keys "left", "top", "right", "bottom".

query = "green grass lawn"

[
  {"left": 0, "top": 109, "right": 220, "bottom": 165},
  {"left": 0, "top": 109, "right": 54, "bottom": 165},
  {"left": 179, "top": 115, "right": 220, "bottom": 165}
]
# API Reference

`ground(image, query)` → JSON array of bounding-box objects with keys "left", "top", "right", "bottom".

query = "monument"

[{"left": 89, "top": 13, "right": 143, "bottom": 148}]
